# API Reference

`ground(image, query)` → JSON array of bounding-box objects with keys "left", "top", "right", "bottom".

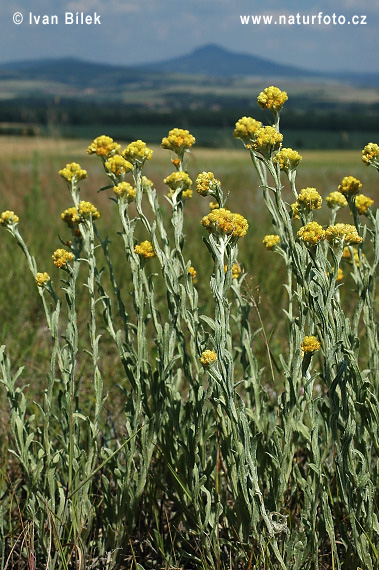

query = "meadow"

[{"left": 0, "top": 88, "right": 378, "bottom": 570}]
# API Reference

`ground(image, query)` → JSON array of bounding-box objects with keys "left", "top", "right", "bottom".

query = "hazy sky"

[{"left": 1, "top": 0, "right": 378, "bottom": 73}]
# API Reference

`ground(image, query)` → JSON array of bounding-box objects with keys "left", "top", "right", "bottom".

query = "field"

[{"left": 0, "top": 122, "right": 378, "bottom": 569}]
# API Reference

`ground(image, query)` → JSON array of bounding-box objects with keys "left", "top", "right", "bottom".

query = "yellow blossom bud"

[
  {"left": 59, "top": 162, "right": 87, "bottom": 183},
  {"left": 122, "top": 140, "right": 153, "bottom": 166},
  {"left": 188, "top": 266, "right": 197, "bottom": 282},
  {"left": 134, "top": 240, "right": 155, "bottom": 259},
  {"left": 326, "top": 191, "right": 348, "bottom": 209},
  {"left": 201, "top": 208, "right": 248, "bottom": 238},
  {"left": 262, "top": 234, "right": 281, "bottom": 249},
  {"left": 35, "top": 272, "right": 50, "bottom": 287},
  {"left": 0, "top": 210, "right": 19, "bottom": 227},
  {"left": 273, "top": 148, "right": 302, "bottom": 173},
  {"left": 196, "top": 171, "right": 220, "bottom": 196},
  {"left": 354, "top": 194, "right": 374, "bottom": 215},
  {"left": 52, "top": 248, "right": 75, "bottom": 268},
  {"left": 77, "top": 201, "right": 100, "bottom": 220},
  {"left": 257, "top": 86, "right": 288, "bottom": 112},
  {"left": 199, "top": 350, "right": 217, "bottom": 366},
  {"left": 297, "top": 187, "right": 322, "bottom": 211},
  {"left": 252, "top": 126, "right": 283, "bottom": 158},
  {"left": 161, "top": 128, "right": 195, "bottom": 155},
  {"left": 325, "top": 224, "right": 363, "bottom": 246},
  {"left": 338, "top": 176, "right": 362, "bottom": 196},
  {"left": 362, "top": 143, "right": 379, "bottom": 167},
  {"left": 301, "top": 336, "right": 321, "bottom": 354},
  {"left": 113, "top": 182, "right": 136, "bottom": 202},
  {"left": 209, "top": 202, "right": 219, "bottom": 210},
  {"left": 297, "top": 222, "right": 326, "bottom": 247},
  {"left": 87, "top": 135, "right": 121, "bottom": 158},
  {"left": 233, "top": 116, "right": 262, "bottom": 144},
  {"left": 104, "top": 156, "right": 133, "bottom": 177}
]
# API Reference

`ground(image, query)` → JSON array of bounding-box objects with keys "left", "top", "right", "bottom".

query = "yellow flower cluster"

[
  {"left": 161, "top": 128, "right": 195, "bottom": 155},
  {"left": 141, "top": 176, "right": 154, "bottom": 192},
  {"left": 87, "top": 135, "right": 121, "bottom": 158},
  {"left": 338, "top": 176, "right": 362, "bottom": 196},
  {"left": 188, "top": 266, "right": 197, "bottom": 282},
  {"left": 104, "top": 155, "right": 133, "bottom": 177},
  {"left": 134, "top": 240, "right": 156, "bottom": 259},
  {"left": 209, "top": 201, "right": 219, "bottom": 210},
  {"left": 262, "top": 234, "right": 280, "bottom": 249},
  {"left": 342, "top": 246, "right": 363, "bottom": 267},
  {"left": 199, "top": 350, "right": 217, "bottom": 366},
  {"left": 61, "top": 207, "right": 81, "bottom": 229},
  {"left": 354, "top": 194, "right": 374, "bottom": 215},
  {"left": 113, "top": 182, "right": 136, "bottom": 202},
  {"left": 122, "top": 140, "right": 153, "bottom": 165},
  {"left": 326, "top": 191, "right": 348, "bottom": 209},
  {"left": 201, "top": 208, "right": 248, "bottom": 238},
  {"left": 233, "top": 116, "right": 262, "bottom": 143},
  {"left": 52, "top": 248, "right": 75, "bottom": 268},
  {"left": 329, "top": 267, "right": 344, "bottom": 282},
  {"left": 252, "top": 126, "right": 283, "bottom": 158},
  {"left": 196, "top": 171, "right": 219, "bottom": 196},
  {"left": 273, "top": 148, "right": 302, "bottom": 173},
  {"left": 77, "top": 201, "right": 100, "bottom": 220},
  {"left": 257, "top": 86, "right": 288, "bottom": 112},
  {"left": 301, "top": 336, "right": 321, "bottom": 353},
  {"left": 164, "top": 171, "right": 193, "bottom": 200},
  {"left": 0, "top": 210, "right": 19, "bottom": 227},
  {"left": 59, "top": 162, "right": 88, "bottom": 183},
  {"left": 362, "top": 142, "right": 379, "bottom": 166},
  {"left": 35, "top": 272, "right": 50, "bottom": 287},
  {"left": 325, "top": 223, "right": 363, "bottom": 246},
  {"left": 297, "top": 222, "right": 326, "bottom": 247},
  {"left": 224, "top": 263, "right": 242, "bottom": 279},
  {"left": 297, "top": 187, "right": 323, "bottom": 211}
]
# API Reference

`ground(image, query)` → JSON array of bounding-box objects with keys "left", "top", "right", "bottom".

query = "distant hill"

[
  {"left": 1, "top": 44, "right": 378, "bottom": 89},
  {"left": 138, "top": 44, "right": 317, "bottom": 78}
]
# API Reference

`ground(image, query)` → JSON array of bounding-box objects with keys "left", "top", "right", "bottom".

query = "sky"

[{"left": 1, "top": 0, "right": 378, "bottom": 74}]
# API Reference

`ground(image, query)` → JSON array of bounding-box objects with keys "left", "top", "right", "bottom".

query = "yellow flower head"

[
  {"left": 354, "top": 194, "right": 374, "bottom": 215},
  {"left": 164, "top": 171, "right": 193, "bottom": 199},
  {"left": 297, "top": 187, "right": 322, "bottom": 211},
  {"left": 35, "top": 272, "right": 50, "bottom": 287},
  {"left": 104, "top": 155, "right": 133, "bottom": 178},
  {"left": 328, "top": 267, "right": 344, "bottom": 282},
  {"left": 134, "top": 240, "right": 155, "bottom": 259},
  {"left": 297, "top": 222, "right": 326, "bottom": 247},
  {"left": 326, "top": 191, "right": 348, "bottom": 209},
  {"left": 257, "top": 86, "right": 288, "bottom": 112},
  {"left": 141, "top": 176, "right": 154, "bottom": 192},
  {"left": 0, "top": 210, "right": 19, "bottom": 227},
  {"left": 199, "top": 350, "right": 217, "bottom": 367},
  {"left": 87, "top": 135, "right": 121, "bottom": 158},
  {"left": 362, "top": 143, "right": 379, "bottom": 167},
  {"left": 252, "top": 126, "right": 283, "bottom": 158},
  {"left": 342, "top": 246, "right": 364, "bottom": 267},
  {"left": 59, "top": 162, "right": 88, "bottom": 183},
  {"left": 273, "top": 148, "right": 302, "bottom": 173},
  {"left": 224, "top": 263, "right": 241, "bottom": 279},
  {"left": 188, "top": 266, "right": 197, "bottom": 281},
  {"left": 113, "top": 181, "right": 136, "bottom": 202},
  {"left": 61, "top": 207, "right": 81, "bottom": 229},
  {"left": 52, "top": 248, "right": 75, "bottom": 268},
  {"left": 325, "top": 223, "right": 363, "bottom": 246},
  {"left": 338, "top": 176, "right": 362, "bottom": 197},
  {"left": 122, "top": 140, "right": 153, "bottom": 166},
  {"left": 161, "top": 128, "right": 195, "bottom": 155},
  {"left": 291, "top": 202, "right": 300, "bottom": 220},
  {"left": 209, "top": 201, "right": 220, "bottom": 210},
  {"left": 233, "top": 116, "right": 262, "bottom": 144},
  {"left": 201, "top": 208, "right": 248, "bottom": 238},
  {"left": 196, "top": 171, "right": 220, "bottom": 196},
  {"left": 77, "top": 201, "right": 100, "bottom": 220},
  {"left": 262, "top": 234, "right": 281, "bottom": 250},
  {"left": 301, "top": 336, "right": 321, "bottom": 354}
]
